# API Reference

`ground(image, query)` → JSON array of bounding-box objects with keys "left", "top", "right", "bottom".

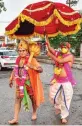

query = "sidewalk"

[{"left": 37, "top": 55, "right": 82, "bottom": 70}]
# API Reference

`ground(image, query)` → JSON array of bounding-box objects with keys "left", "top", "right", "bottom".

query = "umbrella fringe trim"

[
  {"left": 6, "top": 23, "right": 81, "bottom": 39},
  {"left": 5, "top": 17, "right": 21, "bottom": 35},
  {"left": 19, "top": 13, "right": 54, "bottom": 26},
  {"left": 19, "top": 9, "right": 82, "bottom": 26},
  {"left": 5, "top": 9, "right": 82, "bottom": 36},
  {"left": 54, "top": 9, "right": 82, "bottom": 26}
]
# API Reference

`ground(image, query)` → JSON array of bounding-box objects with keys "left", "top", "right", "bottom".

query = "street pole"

[{"left": 69, "top": 0, "right": 71, "bottom": 7}]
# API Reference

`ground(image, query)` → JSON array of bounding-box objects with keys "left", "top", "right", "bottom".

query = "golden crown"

[{"left": 18, "top": 40, "right": 28, "bottom": 50}]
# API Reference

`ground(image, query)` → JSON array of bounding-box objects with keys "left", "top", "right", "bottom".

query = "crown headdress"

[{"left": 18, "top": 40, "right": 28, "bottom": 50}]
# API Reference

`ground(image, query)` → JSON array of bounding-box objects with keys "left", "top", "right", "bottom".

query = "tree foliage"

[
  {"left": 66, "top": 0, "right": 79, "bottom": 7},
  {"left": 49, "top": 24, "right": 82, "bottom": 56},
  {"left": 0, "top": 0, "right": 6, "bottom": 13}
]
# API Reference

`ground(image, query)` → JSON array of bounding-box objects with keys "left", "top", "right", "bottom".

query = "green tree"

[
  {"left": 66, "top": 0, "right": 79, "bottom": 7},
  {"left": 49, "top": 24, "right": 82, "bottom": 57},
  {"left": 0, "top": 0, "right": 6, "bottom": 13}
]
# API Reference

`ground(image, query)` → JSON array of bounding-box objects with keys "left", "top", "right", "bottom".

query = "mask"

[{"left": 61, "top": 48, "right": 68, "bottom": 54}]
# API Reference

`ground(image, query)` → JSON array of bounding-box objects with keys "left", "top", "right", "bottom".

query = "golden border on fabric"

[
  {"left": 20, "top": 13, "right": 54, "bottom": 26},
  {"left": 24, "top": 3, "right": 52, "bottom": 12},
  {"left": 54, "top": 9, "right": 82, "bottom": 26},
  {"left": 5, "top": 17, "right": 20, "bottom": 35},
  {"left": 59, "top": 10, "right": 79, "bottom": 15},
  {"left": 5, "top": 9, "right": 82, "bottom": 36},
  {"left": 6, "top": 23, "right": 81, "bottom": 40},
  {"left": 20, "top": 9, "right": 82, "bottom": 26}
]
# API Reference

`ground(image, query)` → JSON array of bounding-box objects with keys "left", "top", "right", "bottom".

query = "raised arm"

[
  {"left": 47, "top": 51, "right": 73, "bottom": 64},
  {"left": 45, "top": 34, "right": 55, "bottom": 55}
]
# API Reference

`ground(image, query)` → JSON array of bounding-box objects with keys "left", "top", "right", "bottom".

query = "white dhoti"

[{"left": 49, "top": 82, "right": 73, "bottom": 119}]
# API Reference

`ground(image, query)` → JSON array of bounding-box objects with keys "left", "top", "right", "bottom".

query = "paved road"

[{"left": 0, "top": 64, "right": 82, "bottom": 125}]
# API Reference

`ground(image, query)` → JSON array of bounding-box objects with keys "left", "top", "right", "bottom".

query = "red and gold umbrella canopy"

[{"left": 5, "top": 1, "right": 82, "bottom": 39}]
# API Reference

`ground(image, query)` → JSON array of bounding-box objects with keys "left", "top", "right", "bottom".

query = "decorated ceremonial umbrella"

[{"left": 5, "top": 1, "right": 82, "bottom": 39}]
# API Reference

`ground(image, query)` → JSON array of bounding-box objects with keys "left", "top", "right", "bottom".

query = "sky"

[{"left": 0, "top": 0, "right": 82, "bottom": 35}]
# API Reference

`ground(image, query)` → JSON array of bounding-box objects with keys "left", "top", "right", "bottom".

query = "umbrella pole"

[
  {"left": 45, "top": 35, "right": 48, "bottom": 52},
  {"left": 44, "top": 31, "right": 48, "bottom": 53}
]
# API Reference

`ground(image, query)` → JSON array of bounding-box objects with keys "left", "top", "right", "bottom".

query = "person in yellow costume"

[{"left": 8, "top": 40, "right": 44, "bottom": 124}]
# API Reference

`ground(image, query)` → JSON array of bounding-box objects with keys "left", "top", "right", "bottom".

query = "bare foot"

[
  {"left": 8, "top": 119, "right": 18, "bottom": 125},
  {"left": 61, "top": 118, "right": 67, "bottom": 124},
  {"left": 55, "top": 109, "right": 61, "bottom": 115},
  {"left": 31, "top": 112, "right": 37, "bottom": 120}
]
